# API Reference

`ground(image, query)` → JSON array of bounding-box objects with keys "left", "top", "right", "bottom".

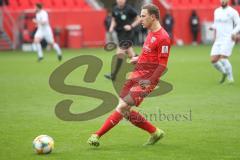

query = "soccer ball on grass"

[{"left": 33, "top": 135, "right": 54, "bottom": 154}]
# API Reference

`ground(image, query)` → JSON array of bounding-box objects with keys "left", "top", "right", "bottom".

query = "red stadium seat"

[
  {"left": 41, "top": 0, "right": 54, "bottom": 8},
  {"left": 170, "top": 0, "right": 181, "bottom": 6},
  {"left": 189, "top": 0, "right": 201, "bottom": 6},
  {"left": 30, "top": 0, "right": 43, "bottom": 6},
  {"left": 165, "top": 0, "right": 222, "bottom": 7},
  {"left": 80, "top": 1, "right": 92, "bottom": 9},
  {"left": 179, "top": 0, "right": 191, "bottom": 7},
  {"left": 199, "top": 0, "right": 208, "bottom": 5},
  {"left": 52, "top": 0, "right": 65, "bottom": 8},
  {"left": 209, "top": 0, "right": 220, "bottom": 5},
  {"left": 64, "top": 0, "right": 76, "bottom": 8},
  {"left": 75, "top": 0, "right": 86, "bottom": 7},
  {"left": 7, "top": 0, "right": 92, "bottom": 10},
  {"left": 8, "top": 0, "right": 20, "bottom": 9},
  {"left": 18, "top": 0, "right": 31, "bottom": 9}
]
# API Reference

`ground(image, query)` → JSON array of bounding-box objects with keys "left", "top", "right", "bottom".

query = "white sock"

[
  {"left": 53, "top": 43, "right": 62, "bottom": 56},
  {"left": 220, "top": 59, "right": 234, "bottom": 81},
  {"left": 213, "top": 61, "right": 226, "bottom": 74},
  {"left": 36, "top": 43, "right": 43, "bottom": 58},
  {"left": 32, "top": 43, "right": 37, "bottom": 51}
]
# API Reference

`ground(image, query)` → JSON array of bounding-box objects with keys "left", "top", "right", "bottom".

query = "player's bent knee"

[
  {"left": 116, "top": 99, "right": 131, "bottom": 115},
  {"left": 34, "top": 38, "right": 41, "bottom": 43},
  {"left": 211, "top": 56, "right": 220, "bottom": 63},
  {"left": 122, "top": 94, "right": 135, "bottom": 106},
  {"left": 211, "top": 59, "right": 217, "bottom": 63}
]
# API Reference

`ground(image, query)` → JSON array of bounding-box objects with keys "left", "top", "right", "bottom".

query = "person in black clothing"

[
  {"left": 104, "top": 0, "right": 140, "bottom": 81},
  {"left": 189, "top": 10, "right": 200, "bottom": 45},
  {"left": 104, "top": 12, "right": 112, "bottom": 31},
  {"left": 104, "top": 11, "right": 118, "bottom": 44},
  {"left": 0, "top": 0, "right": 9, "bottom": 6},
  {"left": 232, "top": 0, "right": 240, "bottom": 5},
  {"left": 163, "top": 10, "right": 174, "bottom": 41}
]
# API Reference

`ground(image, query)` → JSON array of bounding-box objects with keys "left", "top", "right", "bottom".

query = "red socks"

[
  {"left": 128, "top": 110, "right": 156, "bottom": 134},
  {"left": 95, "top": 111, "right": 123, "bottom": 137},
  {"left": 95, "top": 110, "right": 156, "bottom": 137}
]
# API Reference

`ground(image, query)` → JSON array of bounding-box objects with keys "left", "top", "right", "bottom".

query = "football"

[{"left": 33, "top": 135, "right": 54, "bottom": 154}]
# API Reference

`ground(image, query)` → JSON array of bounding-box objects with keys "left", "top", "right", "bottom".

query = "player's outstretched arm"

[
  {"left": 149, "top": 64, "right": 167, "bottom": 83},
  {"left": 137, "top": 64, "right": 167, "bottom": 89},
  {"left": 231, "top": 10, "right": 240, "bottom": 42},
  {"left": 148, "top": 40, "right": 170, "bottom": 83},
  {"left": 231, "top": 10, "right": 240, "bottom": 35}
]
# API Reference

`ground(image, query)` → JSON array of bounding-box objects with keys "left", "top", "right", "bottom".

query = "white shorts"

[
  {"left": 34, "top": 27, "right": 54, "bottom": 44},
  {"left": 210, "top": 40, "right": 235, "bottom": 57}
]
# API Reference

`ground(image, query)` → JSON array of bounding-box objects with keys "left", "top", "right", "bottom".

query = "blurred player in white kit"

[
  {"left": 33, "top": 3, "right": 62, "bottom": 62},
  {"left": 210, "top": 0, "right": 240, "bottom": 84}
]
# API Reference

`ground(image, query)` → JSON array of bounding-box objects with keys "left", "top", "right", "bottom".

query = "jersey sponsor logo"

[
  {"left": 161, "top": 46, "right": 169, "bottom": 54},
  {"left": 151, "top": 37, "right": 156, "bottom": 43}
]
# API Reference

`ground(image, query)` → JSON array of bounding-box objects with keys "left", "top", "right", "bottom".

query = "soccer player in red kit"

[{"left": 87, "top": 4, "right": 171, "bottom": 147}]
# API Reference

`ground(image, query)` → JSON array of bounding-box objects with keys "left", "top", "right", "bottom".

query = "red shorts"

[{"left": 120, "top": 78, "right": 158, "bottom": 106}]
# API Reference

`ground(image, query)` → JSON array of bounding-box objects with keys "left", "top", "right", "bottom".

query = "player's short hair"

[
  {"left": 142, "top": 4, "right": 160, "bottom": 20},
  {"left": 35, "top": 3, "right": 43, "bottom": 9}
]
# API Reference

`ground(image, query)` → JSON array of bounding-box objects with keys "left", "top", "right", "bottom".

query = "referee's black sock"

[{"left": 112, "top": 58, "right": 123, "bottom": 79}]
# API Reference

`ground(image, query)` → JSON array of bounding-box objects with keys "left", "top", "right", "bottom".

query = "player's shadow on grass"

[{"left": 85, "top": 142, "right": 178, "bottom": 152}]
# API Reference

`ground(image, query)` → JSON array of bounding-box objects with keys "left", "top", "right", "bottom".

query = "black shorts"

[{"left": 117, "top": 30, "right": 134, "bottom": 42}]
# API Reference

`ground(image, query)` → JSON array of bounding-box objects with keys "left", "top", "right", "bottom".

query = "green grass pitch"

[{"left": 0, "top": 45, "right": 240, "bottom": 159}]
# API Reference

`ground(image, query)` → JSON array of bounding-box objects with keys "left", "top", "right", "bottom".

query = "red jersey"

[
  {"left": 121, "top": 28, "right": 171, "bottom": 106},
  {"left": 138, "top": 27, "right": 170, "bottom": 67},
  {"left": 131, "top": 27, "right": 171, "bottom": 80}
]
